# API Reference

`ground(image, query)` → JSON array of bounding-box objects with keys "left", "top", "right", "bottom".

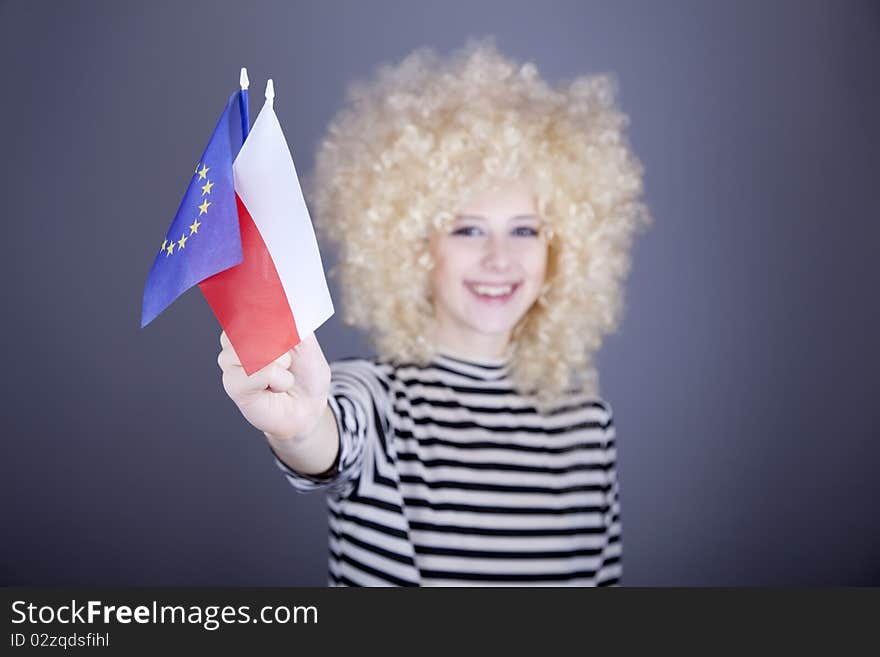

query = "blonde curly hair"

[{"left": 306, "top": 37, "right": 652, "bottom": 403}]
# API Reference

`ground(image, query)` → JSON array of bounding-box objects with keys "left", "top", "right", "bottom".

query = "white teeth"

[{"left": 470, "top": 283, "right": 515, "bottom": 297}]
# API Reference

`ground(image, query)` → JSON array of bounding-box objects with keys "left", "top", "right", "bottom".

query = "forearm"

[{"left": 264, "top": 402, "right": 340, "bottom": 476}]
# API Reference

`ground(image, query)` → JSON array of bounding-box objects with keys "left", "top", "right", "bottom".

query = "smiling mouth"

[{"left": 464, "top": 281, "right": 521, "bottom": 302}]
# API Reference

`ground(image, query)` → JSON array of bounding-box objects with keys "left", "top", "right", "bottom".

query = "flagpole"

[
  {"left": 265, "top": 79, "right": 275, "bottom": 109},
  {"left": 239, "top": 67, "right": 250, "bottom": 140}
]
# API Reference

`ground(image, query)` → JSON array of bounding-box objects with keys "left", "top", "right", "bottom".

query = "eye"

[
  {"left": 511, "top": 225, "right": 540, "bottom": 237},
  {"left": 450, "top": 225, "right": 484, "bottom": 237}
]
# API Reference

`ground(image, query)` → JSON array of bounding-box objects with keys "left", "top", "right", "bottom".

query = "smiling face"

[{"left": 429, "top": 180, "right": 549, "bottom": 360}]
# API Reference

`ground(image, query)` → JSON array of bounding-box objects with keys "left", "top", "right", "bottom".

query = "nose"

[{"left": 482, "top": 233, "right": 511, "bottom": 272}]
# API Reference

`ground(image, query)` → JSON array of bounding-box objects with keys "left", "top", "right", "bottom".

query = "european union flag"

[{"left": 141, "top": 90, "right": 247, "bottom": 328}]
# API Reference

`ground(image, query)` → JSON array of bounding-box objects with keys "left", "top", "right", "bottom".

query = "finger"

[
  {"left": 223, "top": 360, "right": 276, "bottom": 398},
  {"left": 218, "top": 331, "right": 242, "bottom": 362},
  {"left": 288, "top": 334, "right": 330, "bottom": 395},
  {"left": 274, "top": 351, "right": 292, "bottom": 370},
  {"left": 266, "top": 366, "right": 295, "bottom": 393},
  {"left": 290, "top": 333, "right": 326, "bottom": 367},
  {"left": 222, "top": 367, "right": 247, "bottom": 400},
  {"left": 218, "top": 346, "right": 242, "bottom": 371},
  {"left": 221, "top": 344, "right": 291, "bottom": 378},
  {"left": 294, "top": 332, "right": 317, "bottom": 353}
]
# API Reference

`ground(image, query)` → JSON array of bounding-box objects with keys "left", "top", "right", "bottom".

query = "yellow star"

[
  {"left": 178, "top": 233, "right": 188, "bottom": 250},
  {"left": 189, "top": 218, "right": 201, "bottom": 234},
  {"left": 161, "top": 238, "right": 167, "bottom": 252},
  {"left": 201, "top": 180, "right": 214, "bottom": 195},
  {"left": 166, "top": 240, "right": 175, "bottom": 255},
  {"left": 198, "top": 199, "right": 211, "bottom": 215},
  {"left": 197, "top": 164, "right": 209, "bottom": 180}
]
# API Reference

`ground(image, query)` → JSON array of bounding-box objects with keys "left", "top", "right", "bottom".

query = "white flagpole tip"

[
  {"left": 240, "top": 67, "right": 249, "bottom": 90},
  {"left": 265, "top": 79, "right": 275, "bottom": 106}
]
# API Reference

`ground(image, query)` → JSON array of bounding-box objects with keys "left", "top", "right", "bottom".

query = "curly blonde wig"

[{"left": 307, "top": 37, "right": 652, "bottom": 402}]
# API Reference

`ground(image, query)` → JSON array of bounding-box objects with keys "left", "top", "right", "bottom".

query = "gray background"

[{"left": 1, "top": 0, "right": 877, "bottom": 586}]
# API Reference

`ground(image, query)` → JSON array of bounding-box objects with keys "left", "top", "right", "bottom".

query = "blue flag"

[{"left": 141, "top": 91, "right": 247, "bottom": 328}]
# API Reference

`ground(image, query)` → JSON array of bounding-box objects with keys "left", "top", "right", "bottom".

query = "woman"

[{"left": 217, "top": 39, "right": 651, "bottom": 586}]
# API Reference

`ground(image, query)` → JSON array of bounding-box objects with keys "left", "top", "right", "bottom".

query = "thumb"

[{"left": 288, "top": 333, "right": 329, "bottom": 392}]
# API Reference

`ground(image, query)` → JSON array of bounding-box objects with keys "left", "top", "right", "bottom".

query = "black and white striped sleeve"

[
  {"left": 271, "top": 359, "right": 390, "bottom": 500},
  {"left": 597, "top": 400, "right": 623, "bottom": 586}
]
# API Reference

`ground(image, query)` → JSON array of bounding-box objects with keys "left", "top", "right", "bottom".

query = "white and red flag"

[{"left": 199, "top": 79, "right": 333, "bottom": 375}]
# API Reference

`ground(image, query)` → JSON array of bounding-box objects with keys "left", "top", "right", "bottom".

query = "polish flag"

[{"left": 198, "top": 81, "right": 334, "bottom": 375}]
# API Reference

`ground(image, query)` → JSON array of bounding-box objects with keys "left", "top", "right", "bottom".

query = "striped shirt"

[{"left": 271, "top": 352, "right": 621, "bottom": 586}]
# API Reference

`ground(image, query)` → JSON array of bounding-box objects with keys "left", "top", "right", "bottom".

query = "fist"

[{"left": 217, "top": 330, "right": 331, "bottom": 441}]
